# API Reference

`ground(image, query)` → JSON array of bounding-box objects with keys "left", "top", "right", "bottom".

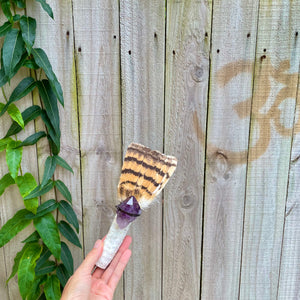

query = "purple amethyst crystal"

[{"left": 116, "top": 196, "right": 141, "bottom": 229}]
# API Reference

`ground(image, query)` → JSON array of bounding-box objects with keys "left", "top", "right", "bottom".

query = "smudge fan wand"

[{"left": 96, "top": 143, "right": 177, "bottom": 269}]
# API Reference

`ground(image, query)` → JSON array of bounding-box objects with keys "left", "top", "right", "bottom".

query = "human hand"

[{"left": 61, "top": 236, "right": 132, "bottom": 300}]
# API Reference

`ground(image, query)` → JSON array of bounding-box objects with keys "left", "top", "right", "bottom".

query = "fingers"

[
  {"left": 99, "top": 235, "right": 132, "bottom": 281},
  {"left": 76, "top": 239, "right": 103, "bottom": 274},
  {"left": 108, "top": 248, "right": 132, "bottom": 290}
]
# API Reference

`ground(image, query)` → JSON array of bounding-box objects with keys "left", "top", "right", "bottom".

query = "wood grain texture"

[
  {"left": 120, "top": 0, "right": 165, "bottom": 299},
  {"left": 239, "top": 1, "right": 300, "bottom": 299},
  {"left": 0, "top": 248, "right": 9, "bottom": 300},
  {"left": 0, "top": 1, "right": 300, "bottom": 299},
  {"left": 201, "top": 0, "right": 259, "bottom": 299},
  {"left": 0, "top": 64, "right": 39, "bottom": 300},
  {"left": 0, "top": 14, "right": 12, "bottom": 300},
  {"left": 163, "top": 0, "right": 211, "bottom": 299},
  {"left": 71, "top": 0, "right": 123, "bottom": 298},
  {"left": 27, "top": 0, "right": 84, "bottom": 270},
  {"left": 277, "top": 75, "right": 300, "bottom": 300}
]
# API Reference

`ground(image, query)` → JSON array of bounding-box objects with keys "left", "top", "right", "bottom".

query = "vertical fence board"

[
  {"left": 0, "top": 5, "right": 40, "bottom": 295},
  {"left": 0, "top": 75, "right": 38, "bottom": 299},
  {"left": 240, "top": 0, "right": 300, "bottom": 299},
  {"left": 201, "top": 0, "right": 259, "bottom": 299},
  {"left": 71, "top": 0, "right": 123, "bottom": 298},
  {"left": 27, "top": 0, "right": 84, "bottom": 270},
  {"left": 0, "top": 1, "right": 300, "bottom": 299},
  {"left": 120, "top": 1, "right": 165, "bottom": 299},
  {"left": 0, "top": 248, "right": 9, "bottom": 300},
  {"left": 163, "top": 0, "right": 211, "bottom": 299},
  {"left": 278, "top": 76, "right": 300, "bottom": 299}
]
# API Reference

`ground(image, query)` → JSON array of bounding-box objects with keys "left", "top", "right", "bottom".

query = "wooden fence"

[{"left": 0, "top": 0, "right": 299, "bottom": 299}]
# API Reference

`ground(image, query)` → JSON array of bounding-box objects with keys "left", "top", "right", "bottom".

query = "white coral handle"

[{"left": 96, "top": 215, "right": 130, "bottom": 269}]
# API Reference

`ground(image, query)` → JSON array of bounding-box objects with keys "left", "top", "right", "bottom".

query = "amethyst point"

[{"left": 116, "top": 196, "right": 141, "bottom": 229}]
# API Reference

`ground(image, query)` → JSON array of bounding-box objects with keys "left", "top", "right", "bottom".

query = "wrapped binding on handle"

[{"left": 96, "top": 142, "right": 177, "bottom": 269}]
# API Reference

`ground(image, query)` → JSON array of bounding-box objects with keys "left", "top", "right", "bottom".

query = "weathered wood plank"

[
  {"left": 0, "top": 248, "right": 9, "bottom": 300},
  {"left": 72, "top": 0, "right": 123, "bottom": 298},
  {"left": 163, "top": 0, "right": 211, "bottom": 299},
  {"left": 0, "top": 12, "right": 15, "bottom": 299},
  {"left": 239, "top": 1, "right": 300, "bottom": 299},
  {"left": 277, "top": 75, "right": 300, "bottom": 299},
  {"left": 120, "top": 1, "right": 165, "bottom": 299},
  {"left": 27, "top": 0, "right": 84, "bottom": 271},
  {"left": 201, "top": 0, "right": 259, "bottom": 299},
  {"left": 0, "top": 68, "right": 39, "bottom": 300}
]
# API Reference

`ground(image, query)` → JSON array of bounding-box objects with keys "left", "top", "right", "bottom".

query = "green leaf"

[
  {"left": 21, "top": 230, "right": 40, "bottom": 243},
  {"left": 0, "top": 137, "right": 13, "bottom": 152},
  {"left": 55, "top": 180, "right": 72, "bottom": 203},
  {"left": 23, "top": 58, "right": 39, "bottom": 69},
  {"left": 44, "top": 274, "right": 61, "bottom": 300},
  {"left": 54, "top": 155, "right": 73, "bottom": 173},
  {"left": 20, "top": 16, "right": 36, "bottom": 55},
  {"left": 7, "top": 104, "right": 24, "bottom": 128},
  {"left": 35, "top": 0, "right": 54, "bottom": 19},
  {"left": 61, "top": 242, "right": 73, "bottom": 274},
  {"left": 37, "top": 80, "right": 60, "bottom": 134},
  {"left": 34, "top": 213, "right": 61, "bottom": 259},
  {"left": 11, "top": 52, "right": 27, "bottom": 78},
  {"left": 58, "top": 221, "right": 81, "bottom": 248},
  {"left": 25, "top": 199, "right": 58, "bottom": 219},
  {"left": 1, "top": 1, "right": 13, "bottom": 23},
  {"left": 3, "top": 29, "right": 25, "bottom": 78},
  {"left": 17, "top": 131, "right": 46, "bottom": 147},
  {"left": 0, "top": 173, "right": 14, "bottom": 196},
  {"left": 0, "top": 77, "right": 36, "bottom": 117},
  {"left": 16, "top": 173, "right": 38, "bottom": 214},
  {"left": 32, "top": 49, "right": 64, "bottom": 105},
  {"left": 24, "top": 180, "right": 54, "bottom": 200},
  {"left": 27, "top": 276, "right": 45, "bottom": 300},
  {"left": 35, "top": 260, "right": 56, "bottom": 276},
  {"left": 0, "top": 69, "right": 8, "bottom": 87},
  {"left": 6, "top": 242, "right": 30, "bottom": 284},
  {"left": 10, "top": 77, "right": 36, "bottom": 102},
  {"left": 59, "top": 200, "right": 79, "bottom": 233},
  {"left": 41, "top": 110, "right": 60, "bottom": 155},
  {"left": 13, "top": 14, "right": 21, "bottom": 21},
  {"left": 56, "top": 264, "right": 70, "bottom": 287},
  {"left": 0, "top": 209, "right": 31, "bottom": 247},
  {"left": 5, "top": 105, "right": 42, "bottom": 138},
  {"left": 18, "top": 243, "right": 42, "bottom": 299},
  {"left": 12, "top": 0, "right": 26, "bottom": 8},
  {"left": 16, "top": 173, "right": 37, "bottom": 197},
  {"left": 41, "top": 156, "right": 56, "bottom": 187},
  {"left": 6, "top": 140, "right": 22, "bottom": 179},
  {"left": 35, "top": 245, "right": 51, "bottom": 269},
  {"left": 0, "top": 21, "right": 12, "bottom": 37}
]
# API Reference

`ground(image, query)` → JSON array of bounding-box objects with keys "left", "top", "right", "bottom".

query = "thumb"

[{"left": 77, "top": 239, "right": 103, "bottom": 274}]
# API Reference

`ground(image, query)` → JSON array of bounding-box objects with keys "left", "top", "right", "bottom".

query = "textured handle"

[{"left": 96, "top": 216, "right": 130, "bottom": 269}]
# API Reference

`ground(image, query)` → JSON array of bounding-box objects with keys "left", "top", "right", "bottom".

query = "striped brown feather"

[{"left": 117, "top": 143, "right": 177, "bottom": 209}]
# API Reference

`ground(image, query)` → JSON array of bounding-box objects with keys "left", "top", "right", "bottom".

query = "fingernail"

[{"left": 94, "top": 240, "right": 102, "bottom": 249}]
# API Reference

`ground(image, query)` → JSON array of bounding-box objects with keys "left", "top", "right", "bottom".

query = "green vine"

[{"left": 0, "top": 1, "right": 80, "bottom": 299}]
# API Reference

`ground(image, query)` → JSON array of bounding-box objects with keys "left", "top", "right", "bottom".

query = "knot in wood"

[
  {"left": 209, "top": 151, "right": 230, "bottom": 181},
  {"left": 191, "top": 65, "right": 204, "bottom": 82},
  {"left": 95, "top": 148, "right": 112, "bottom": 162},
  {"left": 180, "top": 195, "right": 194, "bottom": 209},
  {"left": 97, "top": 203, "right": 114, "bottom": 218}
]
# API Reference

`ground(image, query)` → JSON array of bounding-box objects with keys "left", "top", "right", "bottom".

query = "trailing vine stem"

[{"left": 0, "top": 1, "right": 81, "bottom": 300}]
